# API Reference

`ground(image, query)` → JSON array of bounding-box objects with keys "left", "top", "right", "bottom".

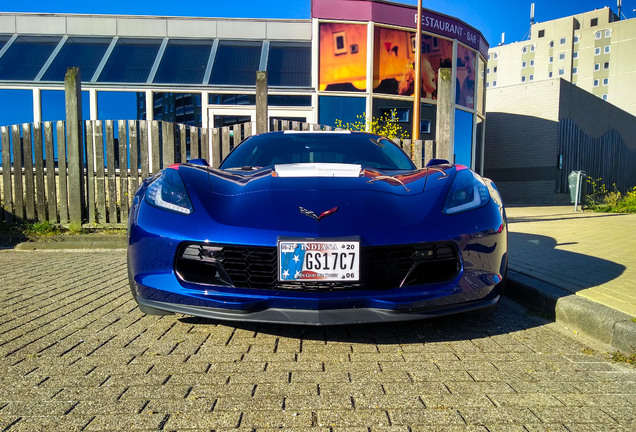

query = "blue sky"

[{"left": 4, "top": 0, "right": 634, "bottom": 48}]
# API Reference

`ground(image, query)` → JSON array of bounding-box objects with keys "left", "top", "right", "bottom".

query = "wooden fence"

[
  {"left": 0, "top": 120, "right": 432, "bottom": 227},
  {"left": 557, "top": 118, "right": 636, "bottom": 194}
]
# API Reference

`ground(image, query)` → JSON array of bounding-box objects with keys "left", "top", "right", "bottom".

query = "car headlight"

[
  {"left": 145, "top": 167, "right": 193, "bottom": 215},
  {"left": 443, "top": 168, "right": 490, "bottom": 215}
]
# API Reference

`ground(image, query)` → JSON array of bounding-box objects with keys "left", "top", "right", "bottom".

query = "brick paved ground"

[
  {"left": 506, "top": 206, "right": 636, "bottom": 317},
  {"left": 0, "top": 249, "right": 635, "bottom": 431}
]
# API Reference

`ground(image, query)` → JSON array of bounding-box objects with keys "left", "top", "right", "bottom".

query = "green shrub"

[
  {"left": 585, "top": 178, "right": 636, "bottom": 213},
  {"left": 335, "top": 109, "right": 410, "bottom": 140},
  {"left": 22, "top": 221, "right": 60, "bottom": 236}
]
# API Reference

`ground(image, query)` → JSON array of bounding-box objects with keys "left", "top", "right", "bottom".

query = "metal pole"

[
  {"left": 412, "top": 0, "right": 422, "bottom": 141},
  {"left": 574, "top": 171, "right": 581, "bottom": 212}
]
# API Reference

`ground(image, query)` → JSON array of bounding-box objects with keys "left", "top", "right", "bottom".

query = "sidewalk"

[{"left": 506, "top": 205, "right": 636, "bottom": 353}]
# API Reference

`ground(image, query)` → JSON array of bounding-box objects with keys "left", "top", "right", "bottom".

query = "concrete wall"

[
  {"left": 559, "top": 79, "right": 636, "bottom": 150},
  {"left": 484, "top": 80, "right": 561, "bottom": 204}
]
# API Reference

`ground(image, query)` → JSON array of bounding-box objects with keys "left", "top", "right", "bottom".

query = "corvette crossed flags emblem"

[{"left": 299, "top": 206, "right": 338, "bottom": 222}]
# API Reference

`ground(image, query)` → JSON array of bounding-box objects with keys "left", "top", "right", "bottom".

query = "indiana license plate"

[{"left": 278, "top": 240, "right": 360, "bottom": 282}]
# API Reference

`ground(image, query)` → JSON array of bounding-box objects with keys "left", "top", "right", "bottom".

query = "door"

[{"left": 208, "top": 107, "right": 314, "bottom": 130}]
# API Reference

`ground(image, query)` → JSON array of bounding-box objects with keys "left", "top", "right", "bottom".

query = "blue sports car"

[{"left": 127, "top": 131, "right": 507, "bottom": 325}]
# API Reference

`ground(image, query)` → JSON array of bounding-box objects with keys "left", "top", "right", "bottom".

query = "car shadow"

[
  {"left": 507, "top": 231, "right": 625, "bottom": 292},
  {"left": 178, "top": 298, "right": 547, "bottom": 345}
]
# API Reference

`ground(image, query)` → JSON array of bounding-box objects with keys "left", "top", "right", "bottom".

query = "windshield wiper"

[{"left": 226, "top": 166, "right": 262, "bottom": 171}]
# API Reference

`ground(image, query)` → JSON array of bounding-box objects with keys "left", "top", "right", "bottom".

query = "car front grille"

[{"left": 176, "top": 242, "right": 460, "bottom": 291}]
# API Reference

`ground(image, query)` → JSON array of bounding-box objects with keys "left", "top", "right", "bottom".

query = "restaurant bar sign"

[{"left": 312, "top": 0, "right": 489, "bottom": 58}]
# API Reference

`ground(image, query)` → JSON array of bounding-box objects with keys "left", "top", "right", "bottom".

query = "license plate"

[{"left": 278, "top": 240, "right": 360, "bottom": 282}]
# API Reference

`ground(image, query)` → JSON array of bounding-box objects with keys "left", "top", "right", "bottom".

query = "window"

[
  {"left": 493, "top": 52, "right": 498, "bottom": 59},
  {"left": 549, "top": 71, "right": 553, "bottom": 78},
  {"left": 549, "top": 56, "right": 553, "bottom": 63},
  {"left": 0, "top": 36, "right": 62, "bottom": 80},
  {"left": 97, "top": 91, "right": 143, "bottom": 121},
  {"left": 493, "top": 66, "right": 497, "bottom": 73},
  {"left": 594, "top": 63, "right": 600, "bottom": 71},
  {"left": 594, "top": 79, "right": 599, "bottom": 87},
  {"left": 492, "top": 80, "right": 497, "bottom": 87},
  {"left": 153, "top": 39, "right": 214, "bottom": 84},
  {"left": 530, "top": 45, "right": 535, "bottom": 52},
  {"left": 573, "top": 51, "right": 578, "bottom": 59},
  {"left": 487, "top": 68, "right": 490, "bottom": 74},
  {"left": 574, "top": 35, "right": 580, "bottom": 44},
  {"left": 559, "top": 37, "right": 566, "bottom": 45},
  {"left": 97, "top": 38, "right": 162, "bottom": 83},
  {"left": 591, "top": 18, "right": 598, "bottom": 27},
  {"left": 521, "top": 75, "right": 526, "bottom": 82},
  {"left": 602, "top": 94, "right": 608, "bottom": 101},
  {"left": 603, "top": 78, "right": 609, "bottom": 86},
  {"left": 595, "top": 47, "right": 601, "bottom": 55},
  {"left": 0, "top": 89, "right": 34, "bottom": 126},
  {"left": 558, "top": 68, "right": 565, "bottom": 76},
  {"left": 152, "top": 92, "right": 202, "bottom": 126},
  {"left": 522, "top": 46, "right": 527, "bottom": 54},
  {"left": 604, "top": 45, "right": 610, "bottom": 54},
  {"left": 538, "top": 30, "right": 545, "bottom": 38},
  {"left": 572, "top": 67, "right": 578, "bottom": 74},
  {"left": 209, "top": 41, "right": 262, "bottom": 86},
  {"left": 486, "top": 82, "right": 489, "bottom": 88},
  {"left": 318, "top": 96, "right": 366, "bottom": 128},
  {"left": 549, "top": 40, "right": 554, "bottom": 48},
  {"left": 267, "top": 42, "right": 312, "bottom": 87},
  {"left": 604, "top": 62, "right": 610, "bottom": 70},
  {"left": 605, "top": 29, "right": 611, "bottom": 38},
  {"left": 530, "top": 59, "right": 534, "bottom": 67},
  {"left": 529, "top": 74, "right": 534, "bottom": 81},
  {"left": 0, "top": 35, "right": 11, "bottom": 52},
  {"left": 522, "top": 61, "right": 527, "bottom": 68},
  {"left": 559, "top": 53, "right": 566, "bottom": 61},
  {"left": 595, "top": 31, "right": 602, "bottom": 40},
  {"left": 41, "top": 37, "right": 111, "bottom": 82}
]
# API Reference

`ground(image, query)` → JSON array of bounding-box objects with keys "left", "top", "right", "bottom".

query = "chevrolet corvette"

[{"left": 127, "top": 131, "right": 507, "bottom": 325}]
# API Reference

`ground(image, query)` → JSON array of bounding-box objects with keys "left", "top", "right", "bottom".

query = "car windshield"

[{"left": 220, "top": 132, "right": 416, "bottom": 171}]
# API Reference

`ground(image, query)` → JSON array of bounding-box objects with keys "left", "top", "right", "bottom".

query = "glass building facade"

[{"left": 0, "top": 0, "right": 488, "bottom": 170}]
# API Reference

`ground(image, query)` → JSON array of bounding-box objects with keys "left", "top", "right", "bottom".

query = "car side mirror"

[
  {"left": 426, "top": 158, "right": 450, "bottom": 167},
  {"left": 188, "top": 158, "right": 210, "bottom": 167}
]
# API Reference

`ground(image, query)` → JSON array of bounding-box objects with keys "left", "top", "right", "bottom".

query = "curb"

[
  {"left": 14, "top": 234, "right": 126, "bottom": 251},
  {"left": 506, "top": 270, "right": 636, "bottom": 354}
]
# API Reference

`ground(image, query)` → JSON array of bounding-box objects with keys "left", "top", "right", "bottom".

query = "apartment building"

[{"left": 487, "top": 7, "right": 636, "bottom": 117}]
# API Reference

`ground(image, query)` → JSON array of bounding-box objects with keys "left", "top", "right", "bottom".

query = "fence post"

[
  {"left": 435, "top": 68, "right": 452, "bottom": 162},
  {"left": 256, "top": 71, "right": 268, "bottom": 134},
  {"left": 65, "top": 67, "right": 85, "bottom": 226}
]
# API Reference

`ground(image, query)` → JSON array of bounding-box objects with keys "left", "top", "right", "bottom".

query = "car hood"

[{"left": 178, "top": 163, "right": 457, "bottom": 242}]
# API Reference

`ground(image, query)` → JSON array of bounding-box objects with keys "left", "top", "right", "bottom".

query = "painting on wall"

[
  {"left": 319, "top": 22, "right": 368, "bottom": 92},
  {"left": 456, "top": 44, "right": 476, "bottom": 109},
  {"left": 373, "top": 27, "right": 453, "bottom": 100}
]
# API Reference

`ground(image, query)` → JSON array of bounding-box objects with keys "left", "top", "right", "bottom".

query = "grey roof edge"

[
  {"left": 506, "top": 270, "right": 636, "bottom": 354},
  {"left": 0, "top": 11, "right": 311, "bottom": 24}
]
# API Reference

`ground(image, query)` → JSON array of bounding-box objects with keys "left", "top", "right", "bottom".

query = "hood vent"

[{"left": 274, "top": 163, "right": 362, "bottom": 178}]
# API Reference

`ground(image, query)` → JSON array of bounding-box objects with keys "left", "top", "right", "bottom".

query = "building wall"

[
  {"left": 559, "top": 79, "right": 636, "bottom": 149},
  {"left": 484, "top": 79, "right": 561, "bottom": 203},
  {"left": 485, "top": 78, "right": 636, "bottom": 204}
]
